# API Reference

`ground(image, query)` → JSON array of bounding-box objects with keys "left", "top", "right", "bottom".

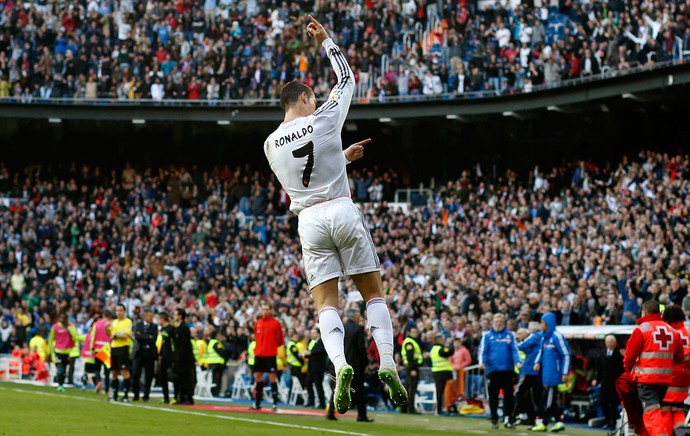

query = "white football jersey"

[{"left": 264, "top": 38, "right": 354, "bottom": 214}]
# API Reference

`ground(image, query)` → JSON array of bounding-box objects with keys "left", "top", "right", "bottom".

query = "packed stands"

[{"left": 0, "top": 0, "right": 689, "bottom": 103}]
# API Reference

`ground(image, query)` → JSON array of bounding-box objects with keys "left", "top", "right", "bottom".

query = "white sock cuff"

[
  {"left": 319, "top": 306, "right": 339, "bottom": 316},
  {"left": 366, "top": 297, "right": 386, "bottom": 308}
]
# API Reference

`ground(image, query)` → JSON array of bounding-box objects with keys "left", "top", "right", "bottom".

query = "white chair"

[
  {"left": 0, "top": 357, "right": 23, "bottom": 380},
  {"left": 414, "top": 382, "right": 437, "bottom": 414},
  {"left": 230, "top": 373, "right": 253, "bottom": 400},
  {"left": 323, "top": 374, "right": 332, "bottom": 408},
  {"left": 194, "top": 367, "right": 216, "bottom": 398},
  {"left": 288, "top": 376, "right": 309, "bottom": 406}
]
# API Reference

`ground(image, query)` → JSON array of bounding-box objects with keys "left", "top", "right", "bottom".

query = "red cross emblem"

[
  {"left": 680, "top": 331, "right": 689, "bottom": 349},
  {"left": 653, "top": 326, "right": 674, "bottom": 351}
]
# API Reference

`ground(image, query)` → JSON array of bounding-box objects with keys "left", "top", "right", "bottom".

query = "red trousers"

[
  {"left": 668, "top": 409, "right": 686, "bottom": 435},
  {"left": 643, "top": 407, "right": 669, "bottom": 436}
]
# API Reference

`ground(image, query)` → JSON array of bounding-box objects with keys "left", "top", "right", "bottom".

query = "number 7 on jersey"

[{"left": 292, "top": 141, "right": 314, "bottom": 187}]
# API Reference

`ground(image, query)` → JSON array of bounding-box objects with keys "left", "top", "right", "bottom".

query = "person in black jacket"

[
  {"left": 157, "top": 312, "right": 175, "bottom": 404},
  {"left": 131, "top": 308, "right": 158, "bottom": 402},
  {"left": 303, "top": 327, "right": 327, "bottom": 409},
  {"left": 594, "top": 335, "right": 624, "bottom": 430},
  {"left": 173, "top": 308, "right": 196, "bottom": 405},
  {"left": 327, "top": 307, "right": 373, "bottom": 422},
  {"left": 344, "top": 307, "right": 373, "bottom": 422}
]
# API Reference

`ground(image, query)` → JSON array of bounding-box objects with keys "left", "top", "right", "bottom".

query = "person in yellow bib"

[
  {"left": 192, "top": 328, "right": 207, "bottom": 368},
  {"left": 246, "top": 335, "right": 256, "bottom": 371},
  {"left": 430, "top": 333, "right": 455, "bottom": 415},
  {"left": 287, "top": 331, "right": 307, "bottom": 406},
  {"left": 204, "top": 327, "right": 226, "bottom": 397},
  {"left": 402, "top": 327, "right": 423, "bottom": 414},
  {"left": 29, "top": 327, "right": 49, "bottom": 363},
  {"left": 109, "top": 303, "right": 133, "bottom": 402}
]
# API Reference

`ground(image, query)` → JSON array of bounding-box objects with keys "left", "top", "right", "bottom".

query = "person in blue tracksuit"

[
  {"left": 532, "top": 312, "right": 570, "bottom": 433},
  {"left": 510, "top": 322, "right": 543, "bottom": 426},
  {"left": 480, "top": 313, "right": 520, "bottom": 429}
]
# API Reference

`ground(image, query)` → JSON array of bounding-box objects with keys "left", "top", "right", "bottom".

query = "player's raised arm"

[{"left": 307, "top": 14, "right": 354, "bottom": 129}]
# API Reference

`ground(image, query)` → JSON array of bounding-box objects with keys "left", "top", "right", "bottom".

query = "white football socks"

[
  {"left": 366, "top": 297, "right": 396, "bottom": 369},
  {"left": 318, "top": 306, "right": 347, "bottom": 374}
]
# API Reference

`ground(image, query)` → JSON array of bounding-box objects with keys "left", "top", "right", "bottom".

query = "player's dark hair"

[{"left": 280, "top": 80, "right": 313, "bottom": 112}]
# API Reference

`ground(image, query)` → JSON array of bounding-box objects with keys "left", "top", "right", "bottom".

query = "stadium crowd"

[
  {"left": 0, "top": 148, "right": 688, "bottom": 384},
  {"left": 0, "top": 0, "right": 689, "bottom": 102}
]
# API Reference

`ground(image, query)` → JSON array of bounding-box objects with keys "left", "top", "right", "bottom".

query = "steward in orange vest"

[
  {"left": 661, "top": 304, "right": 690, "bottom": 434},
  {"left": 624, "top": 300, "right": 684, "bottom": 436}
]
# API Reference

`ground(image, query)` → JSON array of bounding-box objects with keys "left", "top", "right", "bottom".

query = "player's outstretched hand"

[
  {"left": 306, "top": 14, "right": 329, "bottom": 46},
  {"left": 344, "top": 138, "right": 371, "bottom": 163}
]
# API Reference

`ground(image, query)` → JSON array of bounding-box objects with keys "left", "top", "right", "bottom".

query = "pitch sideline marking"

[{"left": 2, "top": 386, "right": 371, "bottom": 436}]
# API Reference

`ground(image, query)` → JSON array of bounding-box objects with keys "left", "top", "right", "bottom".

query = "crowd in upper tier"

[{"left": 1, "top": 0, "right": 689, "bottom": 102}]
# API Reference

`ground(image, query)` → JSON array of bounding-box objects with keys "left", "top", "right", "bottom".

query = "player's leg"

[
  {"left": 351, "top": 271, "right": 409, "bottom": 407},
  {"left": 312, "top": 280, "right": 353, "bottom": 414}
]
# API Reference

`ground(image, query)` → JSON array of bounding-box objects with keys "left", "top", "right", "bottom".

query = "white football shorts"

[{"left": 297, "top": 197, "right": 381, "bottom": 289}]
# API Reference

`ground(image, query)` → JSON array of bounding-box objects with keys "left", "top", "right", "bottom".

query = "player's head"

[{"left": 280, "top": 80, "right": 315, "bottom": 114}]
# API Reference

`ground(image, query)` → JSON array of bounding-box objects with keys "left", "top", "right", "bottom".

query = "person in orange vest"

[
  {"left": 9, "top": 344, "right": 24, "bottom": 377},
  {"left": 623, "top": 300, "right": 684, "bottom": 436},
  {"left": 661, "top": 304, "right": 690, "bottom": 435},
  {"left": 21, "top": 343, "right": 35, "bottom": 378}
]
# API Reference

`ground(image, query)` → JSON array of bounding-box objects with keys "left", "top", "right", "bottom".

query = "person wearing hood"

[
  {"left": 480, "top": 313, "right": 520, "bottom": 429},
  {"left": 660, "top": 304, "right": 690, "bottom": 435},
  {"left": 531, "top": 311, "right": 570, "bottom": 432},
  {"left": 623, "top": 300, "right": 684, "bottom": 436}
]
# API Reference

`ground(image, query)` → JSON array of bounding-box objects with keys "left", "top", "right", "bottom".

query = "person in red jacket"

[
  {"left": 661, "top": 304, "right": 690, "bottom": 434},
  {"left": 624, "top": 300, "right": 684, "bottom": 436},
  {"left": 251, "top": 302, "right": 285, "bottom": 411}
]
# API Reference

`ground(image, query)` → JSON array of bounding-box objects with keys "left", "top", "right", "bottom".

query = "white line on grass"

[{"left": 2, "top": 386, "right": 371, "bottom": 436}]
